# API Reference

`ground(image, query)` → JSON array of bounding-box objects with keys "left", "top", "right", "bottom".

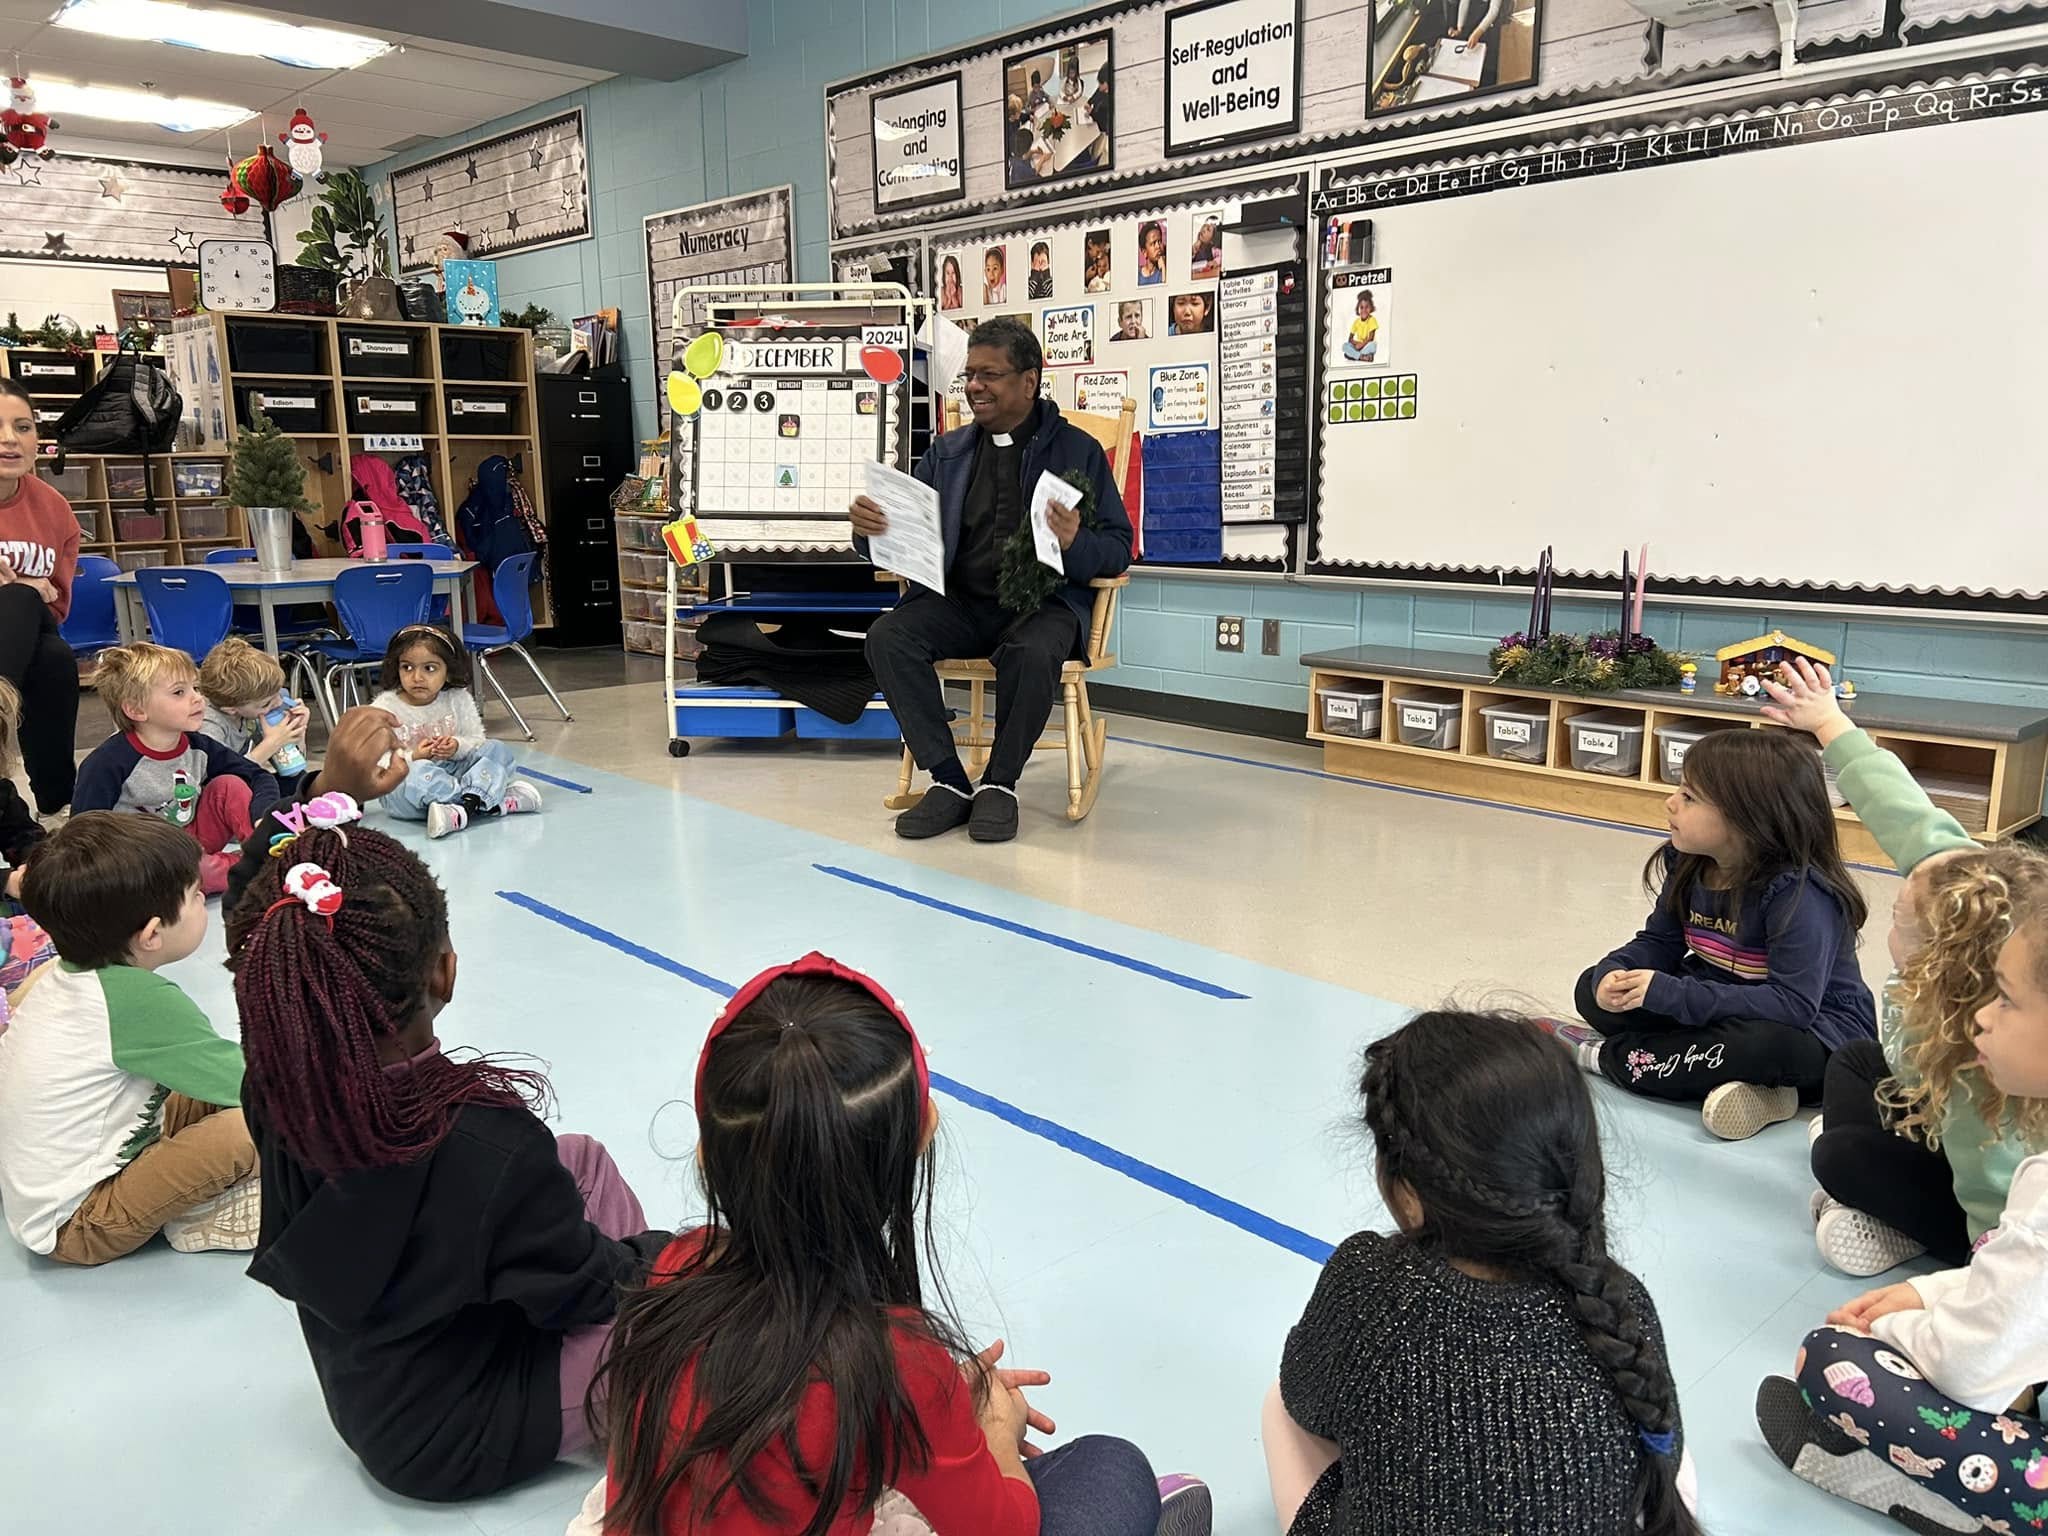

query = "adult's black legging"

[{"left": 0, "top": 582, "right": 78, "bottom": 813}]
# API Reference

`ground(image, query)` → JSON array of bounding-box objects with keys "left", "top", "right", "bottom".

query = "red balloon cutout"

[{"left": 859, "top": 345, "right": 905, "bottom": 385}]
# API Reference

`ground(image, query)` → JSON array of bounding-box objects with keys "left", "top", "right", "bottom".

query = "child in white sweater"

[
  {"left": 369, "top": 625, "right": 542, "bottom": 841},
  {"left": 1758, "top": 856, "right": 2048, "bottom": 1533}
]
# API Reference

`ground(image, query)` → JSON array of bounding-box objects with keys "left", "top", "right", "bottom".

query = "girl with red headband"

[
  {"left": 581, "top": 954, "right": 1211, "bottom": 1536},
  {"left": 225, "top": 820, "right": 671, "bottom": 1502}
]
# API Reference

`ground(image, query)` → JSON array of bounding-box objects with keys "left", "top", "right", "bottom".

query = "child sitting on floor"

[
  {"left": 1264, "top": 1009, "right": 1699, "bottom": 1536},
  {"left": 1540, "top": 728, "right": 1876, "bottom": 1139},
  {"left": 0, "top": 813, "right": 258, "bottom": 1263},
  {"left": 1766, "top": 656, "right": 2040, "bottom": 1275},
  {"left": 73, "top": 643, "right": 279, "bottom": 895},
  {"left": 1758, "top": 864, "right": 2048, "bottom": 1536},
  {"left": 197, "top": 636, "right": 311, "bottom": 794},
  {"left": 368, "top": 624, "right": 540, "bottom": 841},
  {"left": 229, "top": 820, "right": 668, "bottom": 1502},
  {"left": 575, "top": 954, "right": 1208, "bottom": 1536}
]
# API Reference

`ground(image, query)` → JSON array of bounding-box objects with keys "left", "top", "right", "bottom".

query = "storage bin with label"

[
  {"left": 238, "top": 384, "right": 327, "bottom": 434},
  {"left": 336, "top": 327, "right": 420, "bottom": 378},
  {"left": 1570, "top": 711, "right": 1646, "bottom": 777},
  {"left": 172, "top": 460, "right": 225, "bottom": 498},
  {"left": 1654, "top": 722, "right": 1731, "bottom": 785},
  {"left": 345, "top": 385, "right": 431, "bottom": 435},
  {"left": 1319, "top": 685, "right": 1383, "bottom": 739},
  {"left": 616, "top": 515, "right": 666, "bottom": 554},
  {"left": 620, "top": 587, "right": 667, "bottom": 624},
  {"left": 445, "top": 390, "right": 520, "bottom": 433},
  {"left": 1395, "top": 690, "right": 1464, "bottom": 751},
  {"left": 618, "top": 550, "right": 670, "bottom": 589},
  {"left": 179, "top": 504, "right": 232, "bottom": 542},
  {"left": 105, "top": 463, "right": 151, "bottom": 499},
  {"left": 73, "top": 509, "right": 100, "bottom": 542},
  {"left": 116, "top": 509, "right": 166, "bottom": 541},
  {"left": 115, "top": 548, "right": 168, "bottom": 572},
  {"left": 225, "top": 321, "right": 322, "bottom": 375},
  {"left": 8, "top": 349, "right": 93, "bottom": 390},
  {"left": 1480, "top": 700, "right": 1551, "bottom": 762},
  {"left": 37, "top": 464, "right": 90, "bottom": 498}
]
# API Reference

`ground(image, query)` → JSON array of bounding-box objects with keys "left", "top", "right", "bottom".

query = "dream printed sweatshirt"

[
  {"left": 1595, "top": 846, "right": 1876, "bottom": 1050},
  {"left": 1826, "top": 726, "right": 2027, "bottom": 1241},
  {"left": 0, "top": 475, "right": 80, "bottom": 622}
]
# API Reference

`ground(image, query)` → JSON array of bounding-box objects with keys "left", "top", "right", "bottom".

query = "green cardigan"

[{"left": 1826, "top": 728, "right": 2030, "bottom": 1240}]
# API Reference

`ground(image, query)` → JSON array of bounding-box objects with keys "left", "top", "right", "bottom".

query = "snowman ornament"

[{"left": 278, "top": 107, "right": 327, "bottom": 183}]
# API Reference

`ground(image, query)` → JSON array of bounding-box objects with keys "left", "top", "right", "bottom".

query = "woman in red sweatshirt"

[{"left": 0, "top": 377, "right": 82, "bottom": 812}]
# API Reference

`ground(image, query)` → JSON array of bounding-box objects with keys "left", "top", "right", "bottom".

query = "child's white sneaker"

[
  {"left": 1155, "top": 1474, "right": 1213, "bottom": 1536},
  {"left": 1701, "top": 1082, "right": 1799, "bottom": 1140},
  {"left": 426, "top": 802, "right": 469, "bottom": 840},
  {"left": 165, "top": 1173, "right": 261, "bottom": 1253},
  {"left": 1813, "top": 1195, "right": 1927, "bottom": 1276},
  {"left": 502, "top": 780, "right": 543, "bottom": 816}
]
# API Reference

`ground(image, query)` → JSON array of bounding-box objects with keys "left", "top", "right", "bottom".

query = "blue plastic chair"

[
  {"left": 202, "top": 546, "right": 257, "bottom": 565},
  {"left": 464, "top": 551, "right": 571, "bottom": 741},
  {"left": 135, "top": 568, "right": 234, "bottom": 660},
  {"left": 200, "top": 546, "right": 330, "bottom": 709},
  {"left": 391, "top": 543, "right": 456, "bottom": 623},
  {"left": 311, "top": 563, "right": 434, "bottom": 718},
  {"left": 60, "top": 554, "right": 120, "bottom": 659}
]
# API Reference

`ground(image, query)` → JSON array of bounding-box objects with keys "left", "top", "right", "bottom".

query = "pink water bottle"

[{"left": 356, "top": 500, "right": 388, "bottom": 561}]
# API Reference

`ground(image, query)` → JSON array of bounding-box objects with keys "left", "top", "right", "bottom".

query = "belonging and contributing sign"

[
  {"left": 1165, "top": 0, "right": 1303, "bottom": 156},
  {"left": 870, "top": 73, "right": 965, "bottom": 212},
  {"left": 645, "top": 185, "right": 796, "bottom": 431}
]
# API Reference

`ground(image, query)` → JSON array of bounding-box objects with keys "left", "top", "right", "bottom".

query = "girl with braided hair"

[
  {"left": 1263, "top": 1010, "right": 1700, "bottom": 1536},
  {"left": 226, "top": 821, "right": 670, "bottom": 1502}
]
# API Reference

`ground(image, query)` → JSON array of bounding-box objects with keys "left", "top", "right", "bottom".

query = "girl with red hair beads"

[{"left": 225, "top": 818, "right": 670, "bottom": 1502}]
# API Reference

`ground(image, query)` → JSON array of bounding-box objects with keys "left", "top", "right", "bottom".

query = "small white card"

[{"left": 1027, "top": 470, "right": 1075, "bottom": 574}]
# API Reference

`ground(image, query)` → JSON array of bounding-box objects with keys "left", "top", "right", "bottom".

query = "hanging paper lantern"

[
  {"left": 231, "top": 145, "right": 301, "bottom": 211},
  {"left": 220, "top": 181, "right": 250, "bottom": 215}
]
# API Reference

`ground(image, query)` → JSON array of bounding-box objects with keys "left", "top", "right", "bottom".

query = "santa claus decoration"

[
  {"left": 1, "top": 75, "right": 59, "bottom": 166},
  {"left": 432, "top": 227, "right": 471, "bottom": 277},
  {"left": 278, "top": 107, "right": 327, "bottom": 183}
]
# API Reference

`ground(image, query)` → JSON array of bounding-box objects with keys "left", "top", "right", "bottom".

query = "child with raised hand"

[
  {"left": 1758, "top": 872, "right": 2048, "bottom": 1535},
  {"left": 73, "top": 642, "right": 279, "bottom": 894},
  {"left": 1539, "top": 728, "right": 1876, "bottom": 1139},
  {"left": 582, "top": 953, "right": 1206, "bottom": 1536},
  {"left": 196, "top": 636, "right": 311, "bottom": 792},
  {"left": 1763, "top": 656, "right": 2039, "bottom": 1275},
  {"left": 0, "top": 813, "right": 258, "bottom": 1263},
  {"left": 1264, "top": 1010, "right": 1699, "bottom": 1536},
  {"left": 369, "top": 623, "right": 541, "bottom": 840},
  {"left": 227, "top": 819, "right": 669, "bottom": 1502}
]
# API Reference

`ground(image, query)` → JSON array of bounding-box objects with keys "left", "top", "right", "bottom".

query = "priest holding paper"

[{"left": 850, "top": 316, "right": 1132, "bottom": 843}]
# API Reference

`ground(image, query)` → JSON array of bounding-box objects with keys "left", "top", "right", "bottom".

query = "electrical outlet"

[
  {"left": 1216, "top": 616, "right": 1244, "bottom": 652},
  {"left": 1261, "top": 619, "right": 1282, "bottom": 656}
]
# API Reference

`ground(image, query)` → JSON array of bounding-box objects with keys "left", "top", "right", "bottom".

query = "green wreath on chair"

[{"left": 997, "top": 467, "right": 1099, "bottom": 615}]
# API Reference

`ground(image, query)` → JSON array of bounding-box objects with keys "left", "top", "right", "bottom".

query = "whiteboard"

[{"left": 1310, "top": 109, "right": 2048, "bottom": 598}]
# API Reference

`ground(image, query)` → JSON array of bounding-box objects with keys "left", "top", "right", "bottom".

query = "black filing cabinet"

[{"left": 536, "top": 376, "right": 631, "bottom": 646}]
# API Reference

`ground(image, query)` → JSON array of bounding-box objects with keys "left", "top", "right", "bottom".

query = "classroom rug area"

[{"left": 2, "top": 668, "right": 1911, "bottom": 1536}]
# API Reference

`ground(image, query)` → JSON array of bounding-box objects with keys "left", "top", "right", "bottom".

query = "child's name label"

[
  {"left": 257, "top": 394, "right": 316, "bottom": 411},
  {"left": 1401, "top": 705, "right": 1439, "bottom": 732},
  {"left": 347, "top": 338, "right": 411, "bottom": 358},
  {"left": 357, "top": 397, "right": 416, "bottom": 414},
  {"left": 1326, "top": 695, "right": 1360, "bottom": 720},
  {"left": 453, "top": 398, "right": 510, "bottom": 415},
  {"left": 1580, "top": 729, "right": 1621, "bottom": 755},
  {"left": 16, "top": 362, "right": 75, "bottom": 377},
  {"left": 1494, "top": 719, "right": 1532, "bottom": 744}
]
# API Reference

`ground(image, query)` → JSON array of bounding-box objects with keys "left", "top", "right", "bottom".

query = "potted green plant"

[
  {"left": 225, "top": 409, "right": 313, "bottom": 572},
  {"left": 294, "top": 170, "right": 398, "bottom": 319}
]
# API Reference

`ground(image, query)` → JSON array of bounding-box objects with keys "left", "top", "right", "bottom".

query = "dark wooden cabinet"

[{"left": 536, "top": 376, "right": 631, "bottom": 646}]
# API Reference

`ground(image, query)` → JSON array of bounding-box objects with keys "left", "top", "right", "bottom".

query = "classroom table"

[{"left": 109, "top": 557, "right": 479, "bottom": 655}]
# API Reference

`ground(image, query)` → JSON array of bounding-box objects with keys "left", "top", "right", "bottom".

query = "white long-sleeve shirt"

[
  {"left": 369, "top": 688, "right": 486, "bottom": 759},
  {"left": 1873, "top": 1152, "right": 2048, "bottom": 1412}
]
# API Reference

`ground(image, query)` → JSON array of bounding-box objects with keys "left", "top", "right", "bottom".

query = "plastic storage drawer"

[
  {"left": 620, "top": 587, "right": 667, "bottom": 623},
  {"left": 794, "top": 701, "right": 899, "bottom": 741},
  {"left": 1654, "top": 722, "right": 1727, "bottom": 785},
  {"left": 1480, "top": 700, "right": 1551, "bottom": 763},
  {"left": 337, "top": 327, "right": 420, "bottom": 377},
  {"left": 445, "top": 391, "right": 520, "bottom": 432},
  {"left": 616, "top": 515, "right": 666, "bottom": 554},
  {"left": 225, "top": 323, "right": 321, "bottom": 375},
  {"left": 672, "top": 687, "right": 792, "bottom": 740},
  {"left": 179, "top": 504, "right": 232, "bottom": 541},
  {"left": 617, "top": 551, "right": 670, "bottom": 588},
  {"left": 1395, "top": 691, "right": 1464, "bottom": 751},
  {"left": 106, "top": 463, "right": 151, "bottom": 499},
  {"left": 38, "top": 464, "right": 90, "bottom": 498},
  {"left": 115, "top": 548, "right": 168, "bottom": 571},
  {"left": 73, "top": 509, "right": 100, "bottom": 542},
  {"left": 239, "top": 385, "right": 326, "bottom": 434},
  {"left": 344, "top": 386, "right": 431, "bottom": 435},
  {"left": 1570, "top": 711, "right": 1646, "bottom": 777},
  {"left": 172, "top": 460, "right": 225, "bottom": 498},
  {"left": 1319, "top": 686, "right": 1382, "bottom": 739},
  {"left": 116, "top": 510, "right": 166, "bottom": 541}
]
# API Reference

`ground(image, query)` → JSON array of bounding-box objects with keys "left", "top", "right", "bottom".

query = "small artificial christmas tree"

[{"left": 224, "top": 410, "right": 313, "bottom": 512}]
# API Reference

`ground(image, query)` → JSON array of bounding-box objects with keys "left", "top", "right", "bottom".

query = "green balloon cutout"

[
  {"left": 683, "top": 330, "right": 725, "bottom": 380},
  {"left": 667, "top": 372, "right": 703, "bottom": 418}
]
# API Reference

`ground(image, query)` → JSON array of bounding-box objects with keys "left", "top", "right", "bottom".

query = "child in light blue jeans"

[{"left": 368, "top": 624, "right": 542, "bottom": 841}]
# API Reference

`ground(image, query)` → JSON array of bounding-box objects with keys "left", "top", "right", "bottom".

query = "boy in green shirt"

[{"left": 0, "top": 813, "right": 257, "bottom": 1264}]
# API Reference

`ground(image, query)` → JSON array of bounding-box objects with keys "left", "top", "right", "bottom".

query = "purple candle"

[{"left": 1620, "top": 548, "right": 1632, "bottom": 644}]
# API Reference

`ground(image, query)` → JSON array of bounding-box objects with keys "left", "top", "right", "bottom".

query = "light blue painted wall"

[{"left": 368, "top": 0, "right": 2048, "bottom": 720}]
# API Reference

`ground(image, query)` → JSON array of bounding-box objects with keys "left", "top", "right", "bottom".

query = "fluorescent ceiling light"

[
  {"left": 52, "top": 0, "right": 394, "bottom": 71},
  {"left": 34, "top": 79, "right": 256, "bottom": 133}
]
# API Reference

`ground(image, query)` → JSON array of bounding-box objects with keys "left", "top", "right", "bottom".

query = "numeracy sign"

[{"left": 1165, "top": 0, "right": 1301, "bottom": 156}]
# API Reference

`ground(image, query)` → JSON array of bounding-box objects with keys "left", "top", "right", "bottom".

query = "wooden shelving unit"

[
  {"left": 1, "top": 348, "right": 246, "bottom": 570},
  {"left": 177, "top": 312, "right": 553, "bottom": 624},
  {"left": 1300, "top": 645, "right": 2048, "bottom": 869},
  {"left": 616, "top": 436, "right": 706, "bottom": 662}
]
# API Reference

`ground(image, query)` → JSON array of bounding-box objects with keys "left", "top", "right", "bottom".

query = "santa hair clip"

[{"left": 280, "top": 863, "right": 344, "bottom": 919}]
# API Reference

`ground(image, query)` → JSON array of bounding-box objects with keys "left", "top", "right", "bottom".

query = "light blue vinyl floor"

[{"left": 0, "top": 748, "right": 1901, "bottom": 1535}]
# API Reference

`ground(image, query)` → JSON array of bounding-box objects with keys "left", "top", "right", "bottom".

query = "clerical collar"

[{"left": 990, "top": 432, "right": 1013, "bottom": 446}]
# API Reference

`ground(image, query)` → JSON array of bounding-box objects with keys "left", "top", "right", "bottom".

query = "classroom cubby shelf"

[{"left": 1299, "top": 646, "right": 2048, "bottom": 869}]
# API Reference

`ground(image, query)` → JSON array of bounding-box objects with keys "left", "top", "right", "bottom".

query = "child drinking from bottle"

[
  {"left": 198, "top": 637, "right": 310, "bottom": 791},
  {"left": 368, "top": 624, "right": 541, "bottom": 841}
]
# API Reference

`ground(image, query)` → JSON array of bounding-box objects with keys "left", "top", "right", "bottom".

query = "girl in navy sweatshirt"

[{"left": 1543, "top": 729, "right": 1875, "bottom": 1140}]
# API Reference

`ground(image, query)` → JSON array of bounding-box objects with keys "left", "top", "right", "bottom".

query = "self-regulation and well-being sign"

[
  {"left": 1041, "top": 304, "right": 1096, "bottom": 366},
  {"left": 869, "top": 73, "right": 964, "bottom": 212},
  {"left": 1150, "top": 362, "right": 1213, "bottom": 428},
  {"left": 1165, "top": 0, "right": 1303, "bottom": 156}
]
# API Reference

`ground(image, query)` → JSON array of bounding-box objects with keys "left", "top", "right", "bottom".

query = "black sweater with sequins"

[{"left": 1279, "top": 1232, "right": 1682, "bottom": 1535}]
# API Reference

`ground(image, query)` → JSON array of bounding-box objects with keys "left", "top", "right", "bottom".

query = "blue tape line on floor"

[
  {"left": 513, "top": 765, "right": 594, "bottom": 794},
  {"left": 494, "top": 890, "right": 1329, "bottom": 1264},
  {"left": 812, "top": 864, "right": 1250, "bottom": 1001},
  {"left": 1109, "top": 735, "right": 1901, "bottom": 879}
]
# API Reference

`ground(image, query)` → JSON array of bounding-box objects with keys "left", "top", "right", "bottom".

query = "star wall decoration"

[
  {"left": 464, "top": 157, "right": 479, "bottom": 182},
  {"left": 43, "top": 232, "right": 67, "bottom": 254},
  {"left": 13, "top": 162, "right": 42, "bottom": 187},
  {"left": 528, "top": 144, "right": 544, "bottom": 171},
  {"left": 98, "top": 170, "right": 128, "bottom": 202},
  {"left": 168, "top": 227, "right": 197, "bottom": 257},
  {"left": 505, "top": 207, "right": 521, "bottom": 235},
  {"left": 422, "top": 175, "right": 434, "bottom": 203}
]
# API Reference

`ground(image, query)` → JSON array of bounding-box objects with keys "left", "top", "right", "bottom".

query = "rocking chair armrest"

[{"left": 1087, "top": 575, "right": 1131, "bottom": 589}]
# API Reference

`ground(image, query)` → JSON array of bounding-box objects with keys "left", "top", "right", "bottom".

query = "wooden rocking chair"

[{"left": 882, "top": 396, "right": 1137, "bottom": 823}]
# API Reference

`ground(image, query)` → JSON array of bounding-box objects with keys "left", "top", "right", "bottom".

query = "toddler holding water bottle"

[{"left": 198, "top": 638, "right": 311, "bottom": 793}]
